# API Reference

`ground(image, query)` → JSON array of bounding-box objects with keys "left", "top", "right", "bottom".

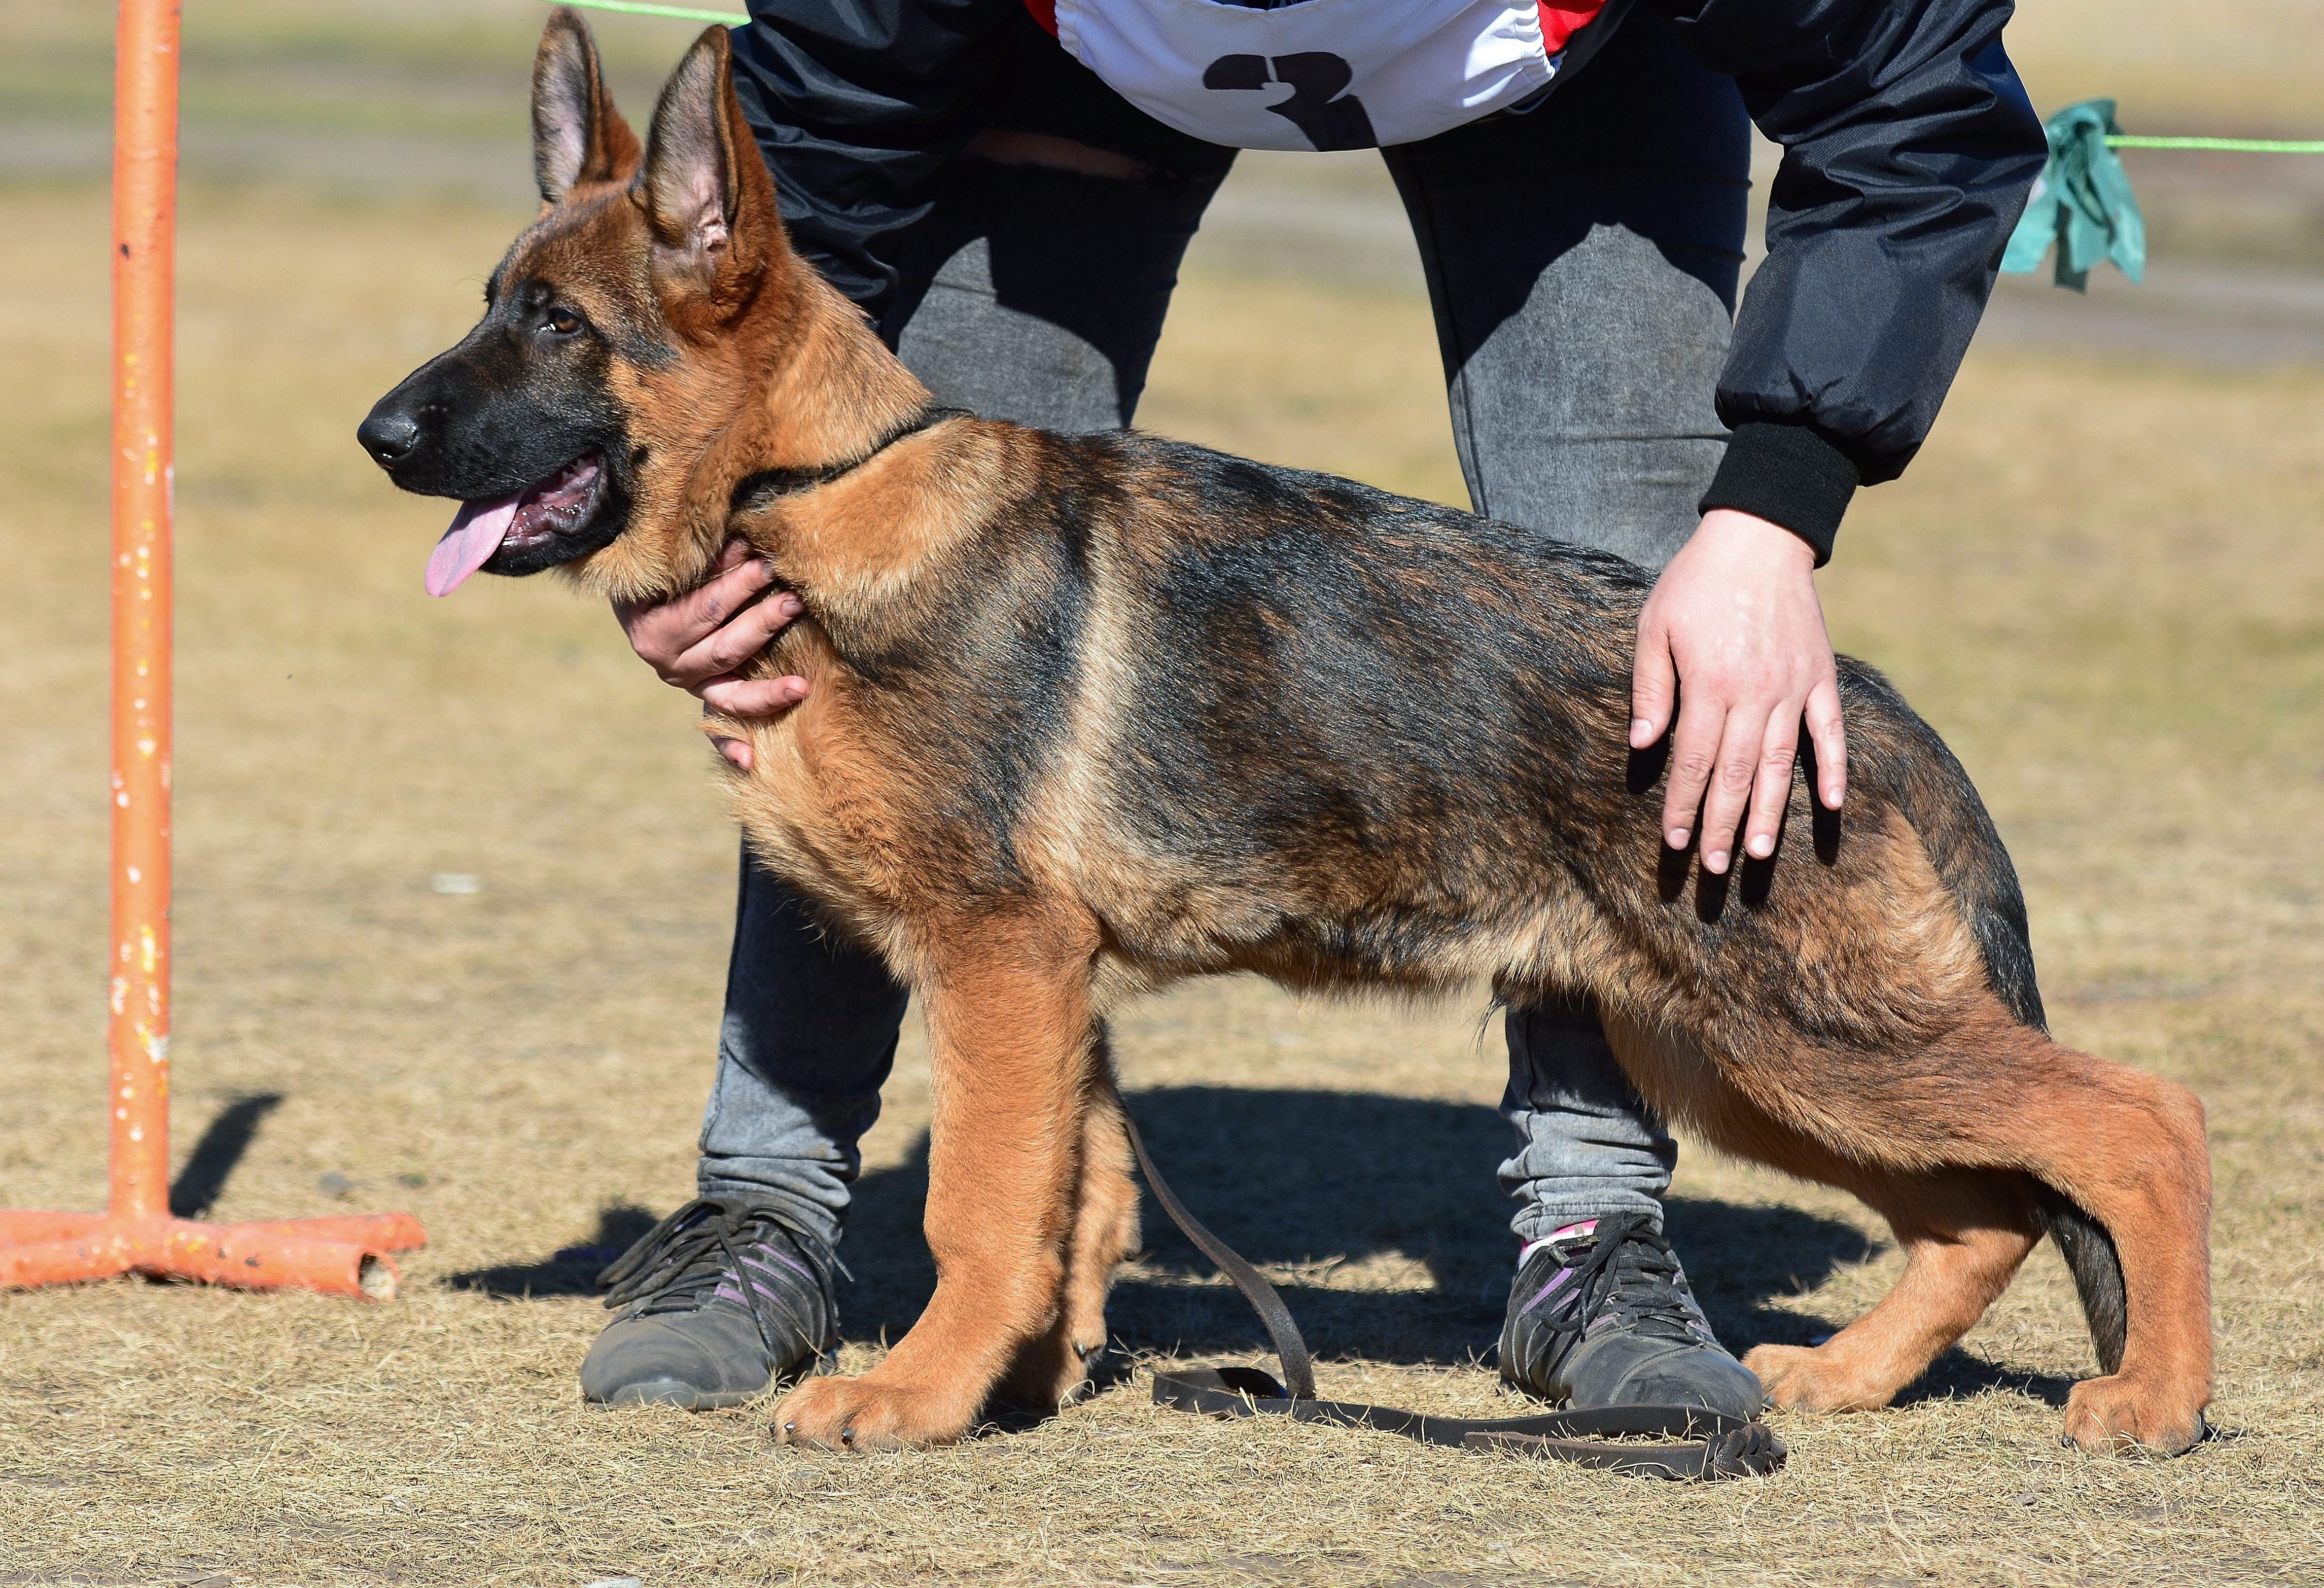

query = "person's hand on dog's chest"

[
  {"left": 1631, "top": 509, "right": 1846, "bottom": 875},
  {"left": 613, "top": 536, "right": 809, "bottom": 770}
]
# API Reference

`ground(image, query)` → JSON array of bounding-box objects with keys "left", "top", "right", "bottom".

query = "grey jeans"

[{"left": 699, "top": 10, "right": 1750, "bottom": 1252}]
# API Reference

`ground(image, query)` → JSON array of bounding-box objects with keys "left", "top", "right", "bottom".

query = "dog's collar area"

[{"left": 730, "top": 403, "right": 977, "bottom": 514}]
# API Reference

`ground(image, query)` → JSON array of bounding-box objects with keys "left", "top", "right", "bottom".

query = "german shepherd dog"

[{"left": 360, "top": 11, "right": 2214, "bottom": 1456}]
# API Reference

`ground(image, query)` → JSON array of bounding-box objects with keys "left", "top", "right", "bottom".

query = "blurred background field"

[{"left": 2, "top": 3, "right": 2321, "bottom": 1585}]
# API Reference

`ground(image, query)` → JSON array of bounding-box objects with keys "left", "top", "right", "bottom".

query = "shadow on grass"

[
  {"left": 168, "top": 1092, "right": 285, "bottom": 1218},
  {"left": 1897, "top": 1351, "right": 2080, "bottom": 1409},
  {"left": 444, "top": 1203, "right": 658, "bottom": 1298},
  {"left": 846, "top": 1086, "right": 1885, "bottom": 1369},
  {"left": 438, "top": 1085, "right": 2088, "bottom": 1408}
]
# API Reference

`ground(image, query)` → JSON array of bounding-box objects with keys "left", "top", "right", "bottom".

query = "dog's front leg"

[
  {"left": 773, "top": 910, "right": 1097, "bottom": 1452},
  {"left": 999, "top": 1045, "right": 1138, "bottom": 1411}
]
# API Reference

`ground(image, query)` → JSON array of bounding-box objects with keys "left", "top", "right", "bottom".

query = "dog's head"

[{"left": 357, "top": 9, "right": 835, "bottom": 601}]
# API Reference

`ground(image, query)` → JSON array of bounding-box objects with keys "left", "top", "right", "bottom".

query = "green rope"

[
  {"left": 557, "top": 0, "right": 747, "bottom": 23},
  {"left": 2107, "top": 136, "right": 2324, "bottom": 154}
]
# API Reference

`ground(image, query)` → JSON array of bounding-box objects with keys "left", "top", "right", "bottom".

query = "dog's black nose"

[{"left": 357, "top": 403, "right": 422, "bottom": 468}]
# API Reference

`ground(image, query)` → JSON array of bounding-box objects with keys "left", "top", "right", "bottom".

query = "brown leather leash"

[{"left": 1121, "top": 1110, "right": 1786, "bottom": 1481}]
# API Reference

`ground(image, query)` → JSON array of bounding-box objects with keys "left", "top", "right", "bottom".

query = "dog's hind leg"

[
  {"left": 2006, "top": 1049, "right": 2213, "bottom": 1454},
  {"left": 1605, "top": 1014, "right": 2035, "bottom": 1410},
  {"left": 773, "top": 907, "right": 1103, "bottom": 1451},
  {"left": 1609, "top": 1004, "right": 2212, "bottom": 1453},
  {"left": 1607, "top": 1005, "right": 2044, "bottom": 1409},
  {"left": 1745, "top": 1171, "right": 2041, "bottom": 1413},
  {"left": 999, "top": 1043, "right": 1139, "bottom": 1411},
  {"left": 1783, "top": 1039, "right": 2213, "bottom": 1453},
  {"left": 1857, "top": 1027, "right": 2214, "bottom": 1452}
]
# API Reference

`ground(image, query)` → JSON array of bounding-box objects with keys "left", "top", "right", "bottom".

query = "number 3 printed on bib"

[
  {"left": 1201, "top": 52, "right": 1375, "bottom": 153},
  {"left": 1031, "top": 0, "right": 1619, "bottom": 153}
]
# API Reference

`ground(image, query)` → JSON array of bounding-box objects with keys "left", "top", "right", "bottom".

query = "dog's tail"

[
  {"left": 2031, "top": 1188, "right": 2129, "bottom": 1373},
  {"left": 1839, "top": 661, "right": 2129, "bottom": 1373}
]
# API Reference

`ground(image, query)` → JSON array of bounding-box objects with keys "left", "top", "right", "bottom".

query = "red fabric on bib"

[{"left": 1537, "top": 4, "right": 1603, "bottom": 54}]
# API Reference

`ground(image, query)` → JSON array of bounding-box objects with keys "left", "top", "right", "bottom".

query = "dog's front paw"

[
  {"left": 1742, "top": 1343, "right": 1890, "bottom": 1413},
  {"left": 2062, "top": 1374, "right": 2209, "bottom": 1456},
  {"left": 770, "top": 1372, "right": 974, "bottom": 1453}
]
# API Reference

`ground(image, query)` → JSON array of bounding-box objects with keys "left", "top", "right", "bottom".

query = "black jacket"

[{"left": 727, "top": 0, "right": 2045, "bottom": 558}]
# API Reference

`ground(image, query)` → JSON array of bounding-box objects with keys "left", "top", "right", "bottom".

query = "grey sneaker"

[
  {"left": 1499, "top": 1214, "right": 1763, "bottom": 1419},
  {"left": 579, "top": 1196, "right": 842, "bottom": 1410}
]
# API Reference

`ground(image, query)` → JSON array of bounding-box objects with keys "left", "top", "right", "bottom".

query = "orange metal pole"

[
  {"left": 0, "top": 0, "right": 424, "bottom": 1301},
  {"left": 108, "top": 0, "right": 180, "bottom": 1226}
]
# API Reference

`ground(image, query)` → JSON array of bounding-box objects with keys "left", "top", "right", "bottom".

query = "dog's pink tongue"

[{"left": 425, "top": 495, "right": 521, "bottom": 597}]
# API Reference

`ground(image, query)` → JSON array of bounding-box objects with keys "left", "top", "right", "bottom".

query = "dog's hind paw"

[
  {"left": 2062, "top": 1373, "right": 2209, "bottom": 1456},
  {"left": 770, "top": 1372, "right": 974, "bottom": 1453}
]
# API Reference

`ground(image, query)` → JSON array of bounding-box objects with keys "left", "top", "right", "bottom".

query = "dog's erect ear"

[
  {"left": 641, "top": 26, "right": 781, "bottom": 301},
  {"left": 532, "top": 6, "right": 643, "bottom": 205}
]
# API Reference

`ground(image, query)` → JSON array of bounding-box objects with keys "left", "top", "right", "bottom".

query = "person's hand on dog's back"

[
  {"left": 1631, "top": 509, "right": 1848, "bottom": 876},
  {"left": 614, "top": 537, "right": 806, "bottom": 770}
]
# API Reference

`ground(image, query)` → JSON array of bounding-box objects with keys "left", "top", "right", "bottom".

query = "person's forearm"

[
  {"left": 1697, "top": 420, "right": 1861, "bottom": 568},
  {"left": 1662, "top": 0, "right": 2047, "bottom": 557}
]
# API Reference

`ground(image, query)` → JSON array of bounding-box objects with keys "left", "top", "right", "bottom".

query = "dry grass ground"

[{"left": 4, "top": 9, "right": 2324, "bottom": 1576}]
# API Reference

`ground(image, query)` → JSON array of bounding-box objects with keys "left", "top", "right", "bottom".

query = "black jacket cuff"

[{"left": 1699, "top": 422, "right": 1861, "bottom": 567}]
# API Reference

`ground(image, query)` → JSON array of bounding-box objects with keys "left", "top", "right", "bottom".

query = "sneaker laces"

[
  {"left": 597, "top": 1196, "right": 846, "bottom": 1361},
  {"left": 1521, "top": 1213, "right": 1704, "bottom": 1347}
]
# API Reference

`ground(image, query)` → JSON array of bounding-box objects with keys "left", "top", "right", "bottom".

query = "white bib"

[{"left": 1034, "top": 0, "right": 1616, "bottom": 152}]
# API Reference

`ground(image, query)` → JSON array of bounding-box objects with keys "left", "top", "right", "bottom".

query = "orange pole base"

[
  {"left": 0, "top": 1210, "right": 426, "bottom": 1301},
  {"left": 9, "top": 7, "right": 439, "bottom": 1305}
]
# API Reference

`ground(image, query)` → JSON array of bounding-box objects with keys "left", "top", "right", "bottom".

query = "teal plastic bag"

[{"left": 2001, "top": 99, "right": 2146, "bottom": 290}]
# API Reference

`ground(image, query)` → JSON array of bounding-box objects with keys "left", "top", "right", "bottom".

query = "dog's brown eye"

[{"left": 544, "top": 307, "right": 583, "bottom": 336}]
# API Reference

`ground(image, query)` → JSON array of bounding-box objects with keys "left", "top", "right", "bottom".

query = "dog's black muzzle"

[{"left": 359, "top": 340, "right": 634, "bottom": 577}]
